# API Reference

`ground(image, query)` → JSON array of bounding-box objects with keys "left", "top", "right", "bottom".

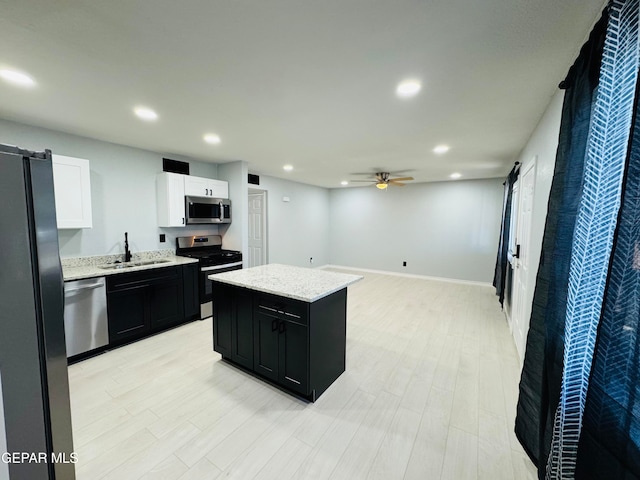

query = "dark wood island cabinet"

[{"left": 210, "top": 264, "right": 362, "bottom": 401}]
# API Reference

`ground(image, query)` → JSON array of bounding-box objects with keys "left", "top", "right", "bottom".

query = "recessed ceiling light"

[
  {"left": 433, "top": 145, "right": 450, "bottom": 154},
  {"left": 450, "top": 172, "right": 462, "bottom": 179},
  {"left": 396, "top": 79, "right": 422, "bottom": 98},
  {"left": 204, "top": 133, "right": 221, "bottom": 145},
  {"left": 133, "top": 106, "right": 158, "bottom": 121},
  {"left": 341, "top": 181, "right": 349, "bottom": 186},
  {"left": 0, "top": 69, "right": 36, "bottom": 88},
  {"left": 283, "top": 165, "right": 293, "bottom": 172}
]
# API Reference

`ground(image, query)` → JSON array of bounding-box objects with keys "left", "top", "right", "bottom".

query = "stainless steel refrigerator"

[{"left": 0, "top": 145, "right": 75, "bottom": 479}]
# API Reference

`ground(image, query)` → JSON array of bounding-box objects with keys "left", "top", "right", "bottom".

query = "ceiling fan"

[{"left": 350, "top": 172, "right": 415, "bottom": 190}]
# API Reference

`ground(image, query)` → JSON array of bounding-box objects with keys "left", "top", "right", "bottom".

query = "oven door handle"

[{"left": 201, "top": 261, "right": 243, "bottom": 272}]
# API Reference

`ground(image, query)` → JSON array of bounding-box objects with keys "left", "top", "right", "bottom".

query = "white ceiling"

[{"left": 0, "top": 0, "right": 605, "bottom": 188}]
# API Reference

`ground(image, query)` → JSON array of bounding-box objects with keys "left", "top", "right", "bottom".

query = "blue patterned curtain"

[
  {"left": 546, "top": 1, "right": 639, "bottom": 477},
  {"left": 515, "top": 1, "right": 640, "bottom": 478},
  {"left": 576, "top": 77, "right": 640, "bottom": 478},
  {"left": 515, "top": 10, "right": 608, "bottom": 475}
]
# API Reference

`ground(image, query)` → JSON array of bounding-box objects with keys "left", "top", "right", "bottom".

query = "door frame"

[{"left": 248, "top": 188, "right": 268, "bottom": 267}]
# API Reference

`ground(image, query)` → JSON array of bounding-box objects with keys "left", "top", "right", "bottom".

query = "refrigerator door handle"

[{"left": 59, "top": 258, "right": 65, "bottom": 313}]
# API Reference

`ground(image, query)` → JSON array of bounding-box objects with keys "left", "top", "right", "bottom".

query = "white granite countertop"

[
  {"left": 63, "top": 255, "right": 198, "bottom": 281},
  {"left": 209, "top": 264, "right": 363, "bottom": 302}
]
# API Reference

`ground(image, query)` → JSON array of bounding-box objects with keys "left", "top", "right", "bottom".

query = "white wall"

[
  {"left": 512, "top": 90, "right": 564, "bottom": 334},
  {"left": 255, "top": 175, "right": 330, "bottom": 268},
  {"left": 0, "top": 118, "right": 222, "bottom": 258},
  {"left": 328, "top": 179, "right": 504, "bottom": 283},
  {"left": 218, "top": 161, "right": 249, "bottom": 257}
]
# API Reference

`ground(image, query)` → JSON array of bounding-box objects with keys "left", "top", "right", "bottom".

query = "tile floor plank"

[
  {"left": 366, "top": 406, "right": 421, "bottom": 480},
  {"left": 328, "top": 390, "right": 401, "bottom": 480}
]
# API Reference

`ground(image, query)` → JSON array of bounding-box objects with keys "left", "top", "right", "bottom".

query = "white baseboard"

[{"left": 318, "top": 264, "right": 493, "bottom": 287}]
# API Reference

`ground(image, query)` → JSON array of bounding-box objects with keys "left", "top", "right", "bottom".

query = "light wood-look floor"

[{"left": 68, "top": 269, "right": 537, "bottom": 480}]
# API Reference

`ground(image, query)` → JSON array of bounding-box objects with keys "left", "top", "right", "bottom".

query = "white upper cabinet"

[
  {"left": 52, "top": 154, "right": 93, "bottom": 229},
  {"left": 156, "top": 172, "right": 186, "bottom": 227},
  {"left": 184, "top": 175, "right": 228, "bottom": 199}
]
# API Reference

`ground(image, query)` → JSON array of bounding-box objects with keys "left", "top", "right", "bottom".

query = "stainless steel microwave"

[{"left": 185, "top": 196, "right": 231, "bottom": 224}]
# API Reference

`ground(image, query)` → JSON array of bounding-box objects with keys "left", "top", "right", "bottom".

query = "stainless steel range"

[{"left": 176, "top": 235, "right": 242, "bottom": 319}]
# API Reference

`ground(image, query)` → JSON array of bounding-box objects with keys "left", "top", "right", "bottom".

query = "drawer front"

[
  {"left": 254, "top": 293, "right": 308, "bottom": 325},
  {"left": 107, "top": 266, "right": 179, "bottom": 291}
]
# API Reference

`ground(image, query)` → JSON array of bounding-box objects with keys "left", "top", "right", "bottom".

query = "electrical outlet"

[
  {"left": 159, "top": 234, "right": 166, "bottom": 243},
  {"left": 310, "top": 257, "right": 314, "bottom": 264},
  {"left": 403, "top": 261, "right": 407, "bottom": 267}
]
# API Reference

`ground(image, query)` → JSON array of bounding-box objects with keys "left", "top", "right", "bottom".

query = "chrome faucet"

[{"left": 124, "top": 232, "right": 132, "bottom": 262}]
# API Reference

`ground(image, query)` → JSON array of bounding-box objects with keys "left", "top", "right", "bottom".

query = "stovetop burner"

[{"left": 175, "top": 234, "right": 242, "bottom": 266}]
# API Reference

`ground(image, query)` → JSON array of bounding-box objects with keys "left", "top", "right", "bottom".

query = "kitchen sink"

[
  {"left": 99, "top": 263, "right": 135, "bottom": 270},
  {"left": 135, "top": 259, "right": 171, "bottom": 266},
  {"left": 98, "top": 259, "right": 171, "bottom": 270}
]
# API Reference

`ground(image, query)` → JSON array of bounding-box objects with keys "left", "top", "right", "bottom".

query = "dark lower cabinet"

[
  {"left": 150, "top": 276, "right": 183, "bottom": 329},
  {"left": 253, "top": 308, "right": 280, "bottom": 381},
  {"left": 107, "top": 266, "right": 187, "bottom": 345},
  {"left": 213, "top": 283, "right": 253, "bottom": 369},
  {"left": 212, "top": 283, "right": 346, "bottom": 401},
  {"left": 213, "top": 283, "right": 233, "bottom": 357},
  {"left": 107, "top": 284, "right": 149, "bottom": 342},
  {"left": 278, "top": 317, "right": 309, "bottom": 395},
  {"left": 233, "top": 289, "right": 254, "bottom": 369},
  {"left": 182, "top": 263, "right": 200, "bottom": 320}
]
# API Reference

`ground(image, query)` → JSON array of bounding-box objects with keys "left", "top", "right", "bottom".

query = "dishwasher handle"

[{"left": 65, "top": 282, "right": 104, "bottom": 294}]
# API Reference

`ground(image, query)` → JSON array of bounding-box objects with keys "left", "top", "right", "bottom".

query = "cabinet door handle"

[
  {"left": 271, "top": 319, "right": 278, "bottom": 332},
  {"left": 278, "top": 321, "right": 286, "bottom": 334}
]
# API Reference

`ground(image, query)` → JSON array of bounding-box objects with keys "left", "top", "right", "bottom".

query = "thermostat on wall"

[{"left": 282, "top": 196, "right": 290, "bottom": 202}]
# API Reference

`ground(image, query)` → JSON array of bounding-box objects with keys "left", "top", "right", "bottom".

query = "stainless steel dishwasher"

[{"left": 63, "top": 277, "right": 109, "bottom": 357}]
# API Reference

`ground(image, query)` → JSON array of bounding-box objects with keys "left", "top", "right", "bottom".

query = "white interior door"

[
  {"left": 248, "top": 190, "right": 267, "bottom": 268},
  {"left": 506, "top": 180, "right": 519, "bottom": 330},
  {"left": 512, "top": 160, "right": 536, "bottom": 362}
]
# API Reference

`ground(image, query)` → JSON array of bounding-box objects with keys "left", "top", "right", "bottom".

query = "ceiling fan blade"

[
  {"left": 390, "top": 176, "right": 414, "bottom": 182},
  {"left": 389, "top": 181, "right": 406, "bottom": 186},
  {"left": 349, "top": 180, "right": 375, "bottom": 183}
]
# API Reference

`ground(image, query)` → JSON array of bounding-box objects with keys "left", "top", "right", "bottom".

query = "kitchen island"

[{"left": 209, "top": 264, "right": 362, "bottom": 401}]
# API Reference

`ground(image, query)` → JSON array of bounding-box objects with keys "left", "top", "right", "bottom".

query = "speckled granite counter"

[
  {"left": 62, "top": 252, "right": 198, "bottom": 281},
  {"left": 209, "top": 263, "right": 362, "bottom": 302}
]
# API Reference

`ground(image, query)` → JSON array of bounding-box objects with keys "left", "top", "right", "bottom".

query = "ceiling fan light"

[{"left": 376, "top": 182, "right": 388, "bottom": 190}]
